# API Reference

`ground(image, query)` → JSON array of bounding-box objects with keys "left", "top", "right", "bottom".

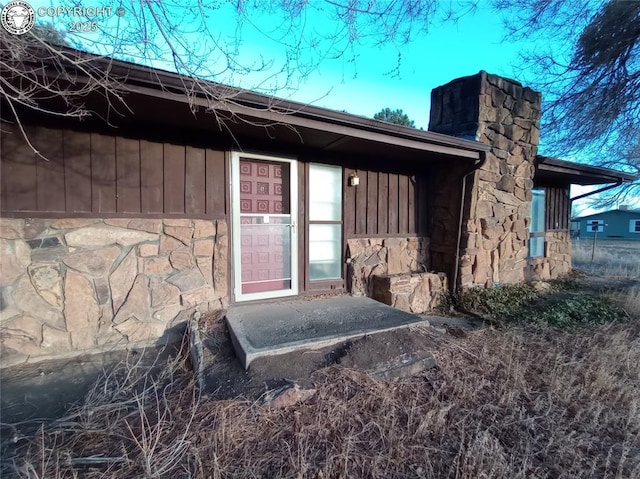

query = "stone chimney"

[{"left": 429, "top": 71, "right": 542, "bottom": 287}]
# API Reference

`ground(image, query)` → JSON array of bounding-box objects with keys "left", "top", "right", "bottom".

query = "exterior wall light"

[{"left": 349, "top": 172, "right": 360, "bottom": 186}]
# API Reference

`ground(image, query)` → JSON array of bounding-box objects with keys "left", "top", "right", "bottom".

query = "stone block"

[
  {"left": 181, "top": 287, "right": 216, "bottom": 308},
  {"left": 2, "top": 314, "right": 43, "bottom": 342},
  {"left": 370, "top": 352, "right": 437, "bottom": 379},
  {"left": 168, "top": 269, "right": 206, "bottom": 292},
  {"left": 213, "top": 231, "right": 228, "bottom": 289},
  {"left": 127, "top": 219, "right": 161, "bottom": 233},
  {"left": 0, "top": 240, "right": 25, "bottom": 286},
  {"left": 159, "top": 235, "right": 183, "bottom": 254},
  {"left": 0, "top": 219, "right": 24, "bottom": 240},
  {"left": 194, "top": 220, "right": 216, "bottom": 238},
  {"left": 104, "top": 219, "right": 131, "bottom": 228},
  {"left": 63, "top": 245, "right": 120, "bottom": 277},
  {"left": 164, "top": 219, "right": 192, "bottom": 227},
  {"left": 144, "top": 257, "right": 173, "bottom": 275},
  {"left": 66, "top": 225, "right": 158, "bottom": 248},
  {"left": 169, "top": 249, "right": 196, "bottom": 270},
  {"left": 387, "top": 247, "right": 404, "bottom": 275},
  {"left": 115, "top": 317, "right": 166, "bottom": 343},
  {"left": 41, "top": 325, "right": 71, "bottom": 349},
  {"left": 496, "top": 175, "right": 516, "bottom": 193},
  {"left": 193, "top": 239, "right": 214, "bottom": 257},
  {"left": 114, "top": 274, "right": 150, "bottom": 324},
  {"left": 393, "top": 294, "right": 411, "bottom": 312},
  {"left": 151, "top": 282, "right": 181, "bottom": 308},
  {"left": 196, "top": 257, "right": 214, "bottom": 286},
  {"left": 94, "top": 277, "right": 110, "bottom": 305},
  {"left": 164, "top": 226, "right": 193, "bottom": 246},
  {"left": 139, "top": 243, "right": 159, "bottom": 257},
  {"left": 64, "top": 270, "right": 100, "bottom": 349},
  {"left": 50, "top": 219, "right": 99, "bottom": 230},
  {"left": 109, "top": 249, "right": 138, "bottom": 314},
  {"left": 23, "top": 219, "right": 48, "bottom": 239},
  {"left": 28, "top": 263, "right": 63, "bottom": 309},
  {"left": 14, "top": 275, "right": 64, "bottom": 329}
]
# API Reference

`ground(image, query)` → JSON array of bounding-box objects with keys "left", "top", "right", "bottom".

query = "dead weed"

[{"left": 3, "top": 322, "right": 640, "bottom": 478}]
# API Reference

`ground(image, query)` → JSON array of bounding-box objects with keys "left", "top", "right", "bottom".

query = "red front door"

[{"left": 238, "top": 158, "right": 294, "bottom": 295}]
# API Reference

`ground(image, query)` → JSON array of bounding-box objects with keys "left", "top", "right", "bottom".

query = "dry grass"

[
  {"left": 611, "top": 285, "right": 640, "bottom": 320},
  {"left": 573, "top": 240, "right": 640, "bottom": 278},
  {"left": 3, "top": 321, "right": 640, "bottom": 478}
]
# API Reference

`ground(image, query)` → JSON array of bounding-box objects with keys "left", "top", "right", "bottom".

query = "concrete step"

[{"left": 226, "top": 296, "right": 429, "bottom": 369}]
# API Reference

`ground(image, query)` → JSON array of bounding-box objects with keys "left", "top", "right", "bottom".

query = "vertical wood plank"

[
  {"left": 185, "top": 146, "right": 206, "bottom": 215},
  {"left": 35, "top": 127, "right": 65, "bottom": 212},
  {"left": 163, "top": 143, "right": 185, "bottom": 214},
  {"left": 343, "top": 168, "right": 356, "bottom": 236},
  {"left": 355, "top": 168, "right": 367, "bottom": 235},
  {"left": 408, "top": 174, "right": 416, "bottom": 234},
  {"left": 388, "top": 173, "right": 399, "bottom": 234},
  {"left": 64, "top": 131, "right": 92, "bottom": 212},
  {"left": 1, "top": 123, "right": 37, "bottom": 211},
  {"left": 377, "top": 172, "right": 388, "bottom": 235},
  {"left": 564, "top": 188, "right": 569, "bottom": 229},
  {"left": 140, "top": 140, "right": 164, "bottom": 213},
  {"left": 398, "top": 174, "right": 409, "bottom": 233},
  {"left": 91, "top": 133, "right": 116, "bottom": 213},
  {"left": 366, "top": 170, "right": 378, "bottom": 235},
  {"left": 417, "top": 174, "right": 428, "bottom": 235},
  {"left": 116, "top": 137, "right": 141, "bottom": 213},
  {"left": 205, "top": 149, "right": 225, "bottom": 216}
]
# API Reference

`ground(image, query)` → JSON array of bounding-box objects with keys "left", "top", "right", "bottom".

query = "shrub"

[
  {"left": 524, "top": 294, "right": 627, "bottom": 329},
  {"left": 457, "top": 283, "right": 540, "bottom": 318}
]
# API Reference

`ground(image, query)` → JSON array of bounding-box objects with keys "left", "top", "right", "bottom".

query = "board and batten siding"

[
  {"left": 343, "top": 167, "right": 427, "bottom": 238},
  {"left": 545, "top": 186, "right": 570, "bottom": 231},
  {"left": 0, "top": 124, "right": 226, "bottom": 218}
]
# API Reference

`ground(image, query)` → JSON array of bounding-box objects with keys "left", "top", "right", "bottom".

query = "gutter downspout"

[{"left": 452, "top": 151, "right": 487, "bottom": 293}]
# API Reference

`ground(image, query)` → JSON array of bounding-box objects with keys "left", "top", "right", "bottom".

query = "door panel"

[{"left": 232, "top": 154, "right": 298, "bottom": 301}]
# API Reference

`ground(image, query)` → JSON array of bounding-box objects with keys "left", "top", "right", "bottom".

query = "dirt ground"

[{"left": 197, "top": 315, "right": 465, "bottom": 400}]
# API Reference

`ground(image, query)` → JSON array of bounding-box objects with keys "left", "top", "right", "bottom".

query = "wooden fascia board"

[{"left": 123, "top": 84, "right": 483, "bottom": 160}]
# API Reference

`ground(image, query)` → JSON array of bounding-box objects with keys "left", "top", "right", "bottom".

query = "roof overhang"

[
  {"left": 535, "top": 156, "right": 637, "bottom": 186},
  {"left": 3, "top": 44, "right": 490, "bottom": 163}
]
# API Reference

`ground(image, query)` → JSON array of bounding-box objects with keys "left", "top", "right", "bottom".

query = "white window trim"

[{"left": 630, "top": 219, "right": 640, "bottom": 233}]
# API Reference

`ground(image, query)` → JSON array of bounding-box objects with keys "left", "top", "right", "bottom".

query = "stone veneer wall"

[
  {"left": 0, "top": 217, "right": 228, "bottom": 367},
  {"left": 527, "top": 231, "right": 572, "bottom": 281},
  {"left": 346, "top": 236, "right": 428, "bottom": 294},
  {"left": 372, "top": 272, "right": 448, "bottom": 314},
  {"left": 430, "top": 71, "right": 543, "bottom": 288}
]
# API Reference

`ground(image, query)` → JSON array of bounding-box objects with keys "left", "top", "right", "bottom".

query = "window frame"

[
  {"left": 305, "top": 163, "right": 345, "bottom": 293},
  {"left": 630, "top": 219, "right": 640, "bottom": 234},
  {"left": 529, "top": 187, "right": 546, "bottom": 258}
]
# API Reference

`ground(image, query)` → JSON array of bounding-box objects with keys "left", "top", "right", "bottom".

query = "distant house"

[{"left": 573, "top": 207, "right": 640, "bottom": 239}]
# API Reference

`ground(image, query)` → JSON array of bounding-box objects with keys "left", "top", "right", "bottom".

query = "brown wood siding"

[
  {"left": 0, "top": 124, "right": 226, "bottom": 218},
  {"left": 545, "top": 186, "right": 570, "bottom": 231},
  {"left": 344, "top": 167, "right": 426, "bottom": 237}
]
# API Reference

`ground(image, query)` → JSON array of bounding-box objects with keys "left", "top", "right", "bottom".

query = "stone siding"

[
  {"left": 372, "top": 272, "right": 448, "bottom": 314},
  {"left": 346, "top": 236, "right": 429, "bottom": 292},
  {"left": 430, "top": 71, "right": 544, "bottom": 288},
  {"left": 0, "top": 217, "right": 228, "bottom": 367},
  {"left": 527, "top": 231, "right": 572, "bottom": 281}
]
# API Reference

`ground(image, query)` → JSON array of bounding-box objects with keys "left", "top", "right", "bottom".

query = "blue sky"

[{"left": 26, "top": 0, "right": 636, "bottom": 213}]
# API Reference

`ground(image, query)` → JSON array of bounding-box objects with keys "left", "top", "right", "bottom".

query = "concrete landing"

[{"left": 226, "top": 296, "right": 428, "bottom": 369}]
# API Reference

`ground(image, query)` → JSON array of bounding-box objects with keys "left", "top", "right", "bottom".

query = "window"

[
  {"left": 630, "top": 220, "right": 640, "bottom": 233},
  {"left": 308, "top": 164, "right": 342, "bottom": 280},
  {"left": 529, "top": 188, "right": 545, "bottom": 257}
]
